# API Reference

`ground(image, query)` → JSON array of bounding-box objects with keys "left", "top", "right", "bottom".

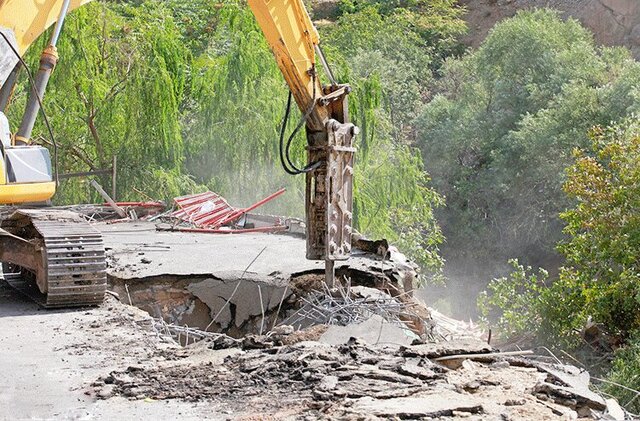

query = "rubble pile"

[
  {"left": 93, "top": 326, "right": 624, "bottom": 420},
  {"left": 31, "top": 203, "right": 626, "bottom": 420}
]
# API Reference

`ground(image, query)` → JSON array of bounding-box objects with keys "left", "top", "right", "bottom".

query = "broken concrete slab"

[
  {"left": 535, "top": 363, "right": 606, "bottom": 410},
  {"left": 349, "top": 285, "right": 393, "bottom": 300},
  {"left": 319, "top": 315, "right": 417, "bottom": 346},
  {"left": 605, "top": 398, "right": 626, "bottom": 421},
  {"left": 346, "top": 391, "right": 483, "bottom": 418},
  {"left": 98, "top": 221, "right": 411, "bottom": 284},
  {"left": 187, "top": 277, "right": 290, "bottom": 330},
  {"left": 99, "top": 220, "right": 431, "bottom": 336},
  {"left": 96, "top": 218, "right": 439, "bottom": 340},
  {"left": 77, "top": 296, "right": 617, "bottom": 420},
  {"left": 99, "top": 221, "right": 324, "bottom": 280},
  {"left": 400, "top": 337, "right": 492, "bottom": 359}
]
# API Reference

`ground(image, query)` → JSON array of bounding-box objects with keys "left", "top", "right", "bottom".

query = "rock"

[
  {"left": 396, "top": 362, "right": 443, "bottom": 380},
  {"left": 605, "top": 398, "right": 626, "bottom": 421},
  {"left": 241, "top": 335, "right": 273, "bottom": 350},
  {"left": 535, "top": 363, "right": 606, "bottom": 410},
  {"left": 188, "top": 278, "right": 291, "bottom": 329},
  {"left": 97, "top": 384, "right": 115, "bottom": 399},
  {"left": 318, "top": 375, "right": 339, "bottom": 391},
  {"left": 491, "top": 360, "right": 511, "bottom": 369},
  {"left": 351, "top": 235, "right": 389, "bottom": 257},
  {"left": 504, "top": 398, "right": 526, "bottom": 406},
  {"left": 349, "top": 286, "right": 392, "bottom": 300},
  {"left": 270, "top": 325, "right": 294, "bottom": 336},
  {"left": 463, "top": 380, "right": 481, "bottom": 392}
]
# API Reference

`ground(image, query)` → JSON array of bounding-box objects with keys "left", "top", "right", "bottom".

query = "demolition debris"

[
  {"left": 90, "top": 298, "right": 626, "bottom": 420},
  {"left": 0, "top": 196, "right": 632, "bottom": 420}
]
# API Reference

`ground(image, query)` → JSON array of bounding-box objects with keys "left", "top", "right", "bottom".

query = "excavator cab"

[{"left": 0, "top": 111, "right": 56, "bottom": 204}]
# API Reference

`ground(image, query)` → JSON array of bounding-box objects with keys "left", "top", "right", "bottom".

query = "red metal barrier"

[{"left": 170, "top": 188, "right": 286, "bottom": 230}]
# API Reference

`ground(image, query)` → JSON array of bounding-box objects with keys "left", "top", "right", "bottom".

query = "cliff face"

[
  {"left": 459, "top": 0, "right": 640, "bottom": 58},
  {"left": 310, "top": 0, "right": 639, "bottom": 57}
]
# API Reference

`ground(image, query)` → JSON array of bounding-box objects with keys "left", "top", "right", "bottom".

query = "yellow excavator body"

[
  {"left": 0, "top": 181, "right": 55, "bottom": 204},
  {"left": 0, "top": 0, "right": 87, "bottom": 205}
]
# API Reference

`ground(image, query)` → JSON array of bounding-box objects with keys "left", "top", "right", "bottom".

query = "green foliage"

[
  {"left": 183, "top": 2, "right": 447, "bottom": 278},
  {"left": 183, "top": 4, "right": 301, "bottom": 214},
  {"left": 325, "top": 5, "right": 432, "bottom": 131},
  {"left": 478, "top": 260, "right": 547, "bottom": 339},
  {"left": 604, "top": 331, "right": 640, "bottom": 414},
  {"left": 417, "top": 9, "right": 640, "bottom": 274},
  {"left": 478, "top": 259, "right": 586, "bottom": 347},
  {"left": 479, "top": 119, "right": 640, "bottom": 349},
  {"left": 478, "top": 118, "right": 640, "bottom": 412},
  {"left": 558, "top": 120, "right": 640, "bottom": 338},
  {"left": 6, "top": 1, "right": 200, "bottom": 203},
  {"left": 354, "top": 142, "right": 444, "bottom": 278},
  {"left": 336, "top": 0, "right": 466, "bottom": 58},
  {"left": 4, "top": 0, "right": 453, "bottom": 279},
  {"left": 163, "top": 0, "right": 220, "bottom": 55}
]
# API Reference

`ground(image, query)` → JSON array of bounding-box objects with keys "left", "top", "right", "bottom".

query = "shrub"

[{"left": 604, "top": 332, "right": 640, "bottom": 414}]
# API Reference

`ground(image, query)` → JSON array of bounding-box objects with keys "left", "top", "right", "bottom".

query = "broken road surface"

[
  {"left": 1, "top": 279, "right": 623, "bottom": 420},
  {"left": 0, "top": 282, "right": 216, "bottom": 419},
  {"left": 0, "top": 219, "right": 627, "bottom": 420}
]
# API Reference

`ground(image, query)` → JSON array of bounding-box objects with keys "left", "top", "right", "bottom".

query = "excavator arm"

[
  {"left": 247, "top": 0, "right": 326, "bottom": 131},
  {"left": 0, "top": 0, "right": 356, "bottom": 287},
  {"left": 248, "top": 0, "right": 357, "bottom": 283}
]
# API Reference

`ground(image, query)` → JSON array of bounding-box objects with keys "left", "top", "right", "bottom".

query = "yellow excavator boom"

[
  {"left": 247, "top": 0, "right": 327, "bottom": 131},
  {"left": 0, "top": 0, "right": 93, "bottom": 56},
  {"left": 1, "top": 0, "right": 323, "bottom": 130}
]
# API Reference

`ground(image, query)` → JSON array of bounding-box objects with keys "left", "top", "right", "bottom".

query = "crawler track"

[{"left": 2, "top": 210, "right": 106, "bottom": 308}]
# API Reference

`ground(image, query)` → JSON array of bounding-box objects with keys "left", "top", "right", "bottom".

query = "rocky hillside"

[
  {"left": 459, "top": 0, "right": 639, "bottom": 57},
  {"left": 312, "top": 0, "right": 640, "bottom": 57}
]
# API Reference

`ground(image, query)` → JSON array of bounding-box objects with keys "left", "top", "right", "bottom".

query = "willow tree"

[
  {"left": 184, "top": 4, "right": 305, "bottom": 215},
  {"left": 6, "top": 1, "right": 199, "bottom": 203},
  {"left": 183, "top": 2, "right": 445, "bottom": 278}
]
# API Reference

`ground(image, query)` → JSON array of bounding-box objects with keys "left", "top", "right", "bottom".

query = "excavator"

[{"left": 0, "top": 0, "right": 356, "bottom": 307}]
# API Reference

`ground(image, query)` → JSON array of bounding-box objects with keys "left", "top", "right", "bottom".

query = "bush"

[
  {"left": 604, "top": 332, "right": 640, "bottom": 414},
  {"left": 559, "top": 120, "right": 640, "bottom": 339},
  {"left": 480, "top": 119, "right": 640, "bottom": 345},
  {"left": 478, "top": 259, "right": 550, "bottom": 340},
  {"left": 480, "top": 120, "right": 640, "bottom": 410}
]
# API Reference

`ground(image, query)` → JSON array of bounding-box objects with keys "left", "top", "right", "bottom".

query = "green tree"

[
  {"left": 478, "top": 119, "right": 640, "bottom": 342},
  {"left": 417, "top": 9, "right": 640, "bottom": 282},
  {"left": 479, "top": 119, "right": 640, "bottom": 411},
  {"left": 6, "top": 1, "right": 200, "bottom": 203},
  {"left": 559, "top": 120, "right": 640, "bottom": 338},
  {"left": 184, "top": 3, "right": 446, "bottom": 278},
  {"left": 336, "top": 0, "right": 466, "bottom": 59}
]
